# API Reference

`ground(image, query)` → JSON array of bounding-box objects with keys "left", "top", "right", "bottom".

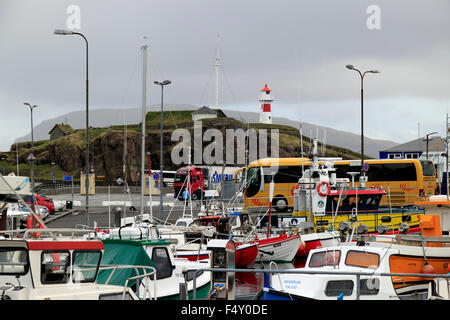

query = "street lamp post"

[
  {"left": 425, "top": 132, "right": 438, "bottom": 159},
  {"left": 24, "top": 102, "right": 37, "bottom": 228},
  {"left": 346, "top": 65, "right": 380, "bottom": 183},
  {"left": 54, "top": 29, "right": 90, "bottom": 226},
  {"left": 154, "top": 80, "right": 171, "bottom": 221}
]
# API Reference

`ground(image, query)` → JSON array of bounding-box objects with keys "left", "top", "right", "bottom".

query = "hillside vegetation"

[{"left": 1, "top": 110, "right": 364, "bottom": 183}]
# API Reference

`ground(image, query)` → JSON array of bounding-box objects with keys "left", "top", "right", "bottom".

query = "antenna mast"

[{"left": 215, "top": 35, "right": 221, "bottom": 109}]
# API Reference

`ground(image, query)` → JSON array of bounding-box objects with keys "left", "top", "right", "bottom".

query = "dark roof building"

[
  {"left": 48, "top": 123, "right": 74, "bottom": 141},
  {"left": 191, "top": 106, "right": 225, "bottom": 121}
]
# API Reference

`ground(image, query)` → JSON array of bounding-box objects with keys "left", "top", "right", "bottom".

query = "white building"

[{"left": 259, "top": 84, "right": 273, "bottom": 124}]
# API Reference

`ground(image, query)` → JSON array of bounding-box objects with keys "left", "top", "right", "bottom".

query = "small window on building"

[
  {"left": 345, "top": 250, "right": 380, "bottom": 269},
  {"left": 388, "top": 153, "right": 402, "bottom": 159},
  {"left": 405, "top": 153, "right": 419, "bottom": 159},
  {"left": 325, "top": 280, "right": 354, "bottom": 296},
  {"left": 41, "top": 251, "right": 70, "bottom": 284}
]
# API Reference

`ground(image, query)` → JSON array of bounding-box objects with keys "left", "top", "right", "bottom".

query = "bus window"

[
  {"left": 245, "top": 167, "right": 261, "bottom": 198},
  {"left": 273, "top": 166, "right": 303, "bottom": 183},
  {"left": 367, "top": 163, "right": 416, "bottom": 181},
  {"left": 420, "top": 160, "right": 435, "bottom": 176}
]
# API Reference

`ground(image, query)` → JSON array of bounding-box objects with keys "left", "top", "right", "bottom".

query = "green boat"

[{"left": 98, "top": 237, "right": 211, "bottom": 300}]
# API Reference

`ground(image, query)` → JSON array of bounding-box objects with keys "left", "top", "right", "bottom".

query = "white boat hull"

[{"left": 257, "top": 234, "right": 301, "bottom": 262}]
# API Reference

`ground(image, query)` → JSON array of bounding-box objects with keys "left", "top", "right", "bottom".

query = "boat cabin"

[
  {"left": 325, "top": 189, "right": 385, "bottom": 214},
  {"left": 0, "top": 235, "right": 138, "bottom": 300}
]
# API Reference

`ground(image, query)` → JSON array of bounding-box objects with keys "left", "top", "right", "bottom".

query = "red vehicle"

[
  {"left": 173, "top": 166, "right": 205, "bottom": 200},
  {"left": 25, "top": 194, "right": 55, "bottom": 215}
]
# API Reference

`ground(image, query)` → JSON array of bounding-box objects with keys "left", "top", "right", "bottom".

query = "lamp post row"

[
  {"left": 54, "top": 29, "right": 90, "bottom": 226},
  {"left": 33, "top": 33, "right": 380, "bottom": 226},
  {"left": 345, "top": 64, "right": 380, "bottom": 183},
  {"left": 53, "top": 29, "right": 171, "bottom": 225}
]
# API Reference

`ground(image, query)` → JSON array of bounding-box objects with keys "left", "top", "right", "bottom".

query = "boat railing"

[
  {"left": 20, "top": 228, "right": 97, "bottom": 239},
  {"left": 0, "top": 227, "right": 96, "bottom": 239},
  {"left": 244, "top": 185, "right": 428, "bottom": 209},
  {"left": 98, "top": 264, "right": 157, "bottom": 300},
  {"left": 190, "top": 267, "right": 450, "bottom": 300},
  {"left": 64, "top": 263, "right": 157, "bottom": 300}
]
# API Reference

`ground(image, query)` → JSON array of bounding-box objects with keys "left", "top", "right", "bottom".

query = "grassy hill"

[{"left": 2, "top": 110, "right": 364, "bottom": 182}]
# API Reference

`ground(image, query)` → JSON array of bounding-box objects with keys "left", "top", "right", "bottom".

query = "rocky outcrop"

[{"left": 8, "top": 113, "right": 362, "bottom": 182}]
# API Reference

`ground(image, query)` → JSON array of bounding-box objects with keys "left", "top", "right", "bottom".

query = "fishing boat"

[
  {"left": 173, "top": 242, "right": 258, "bottom": 268},
  {"left": 260, "top": 238, "right": 450, "bottom": 300},
  {"left": 172, "top": 214, "right": 259, "bottom": 267},
  {"left": 292, "top": 139, "right": 424, "bottom": 240},
  {"left": 258, "top": 211, "right": 450, "bottom": 300},
  {"left": 250, "top": 233, "right": 301, "bottom": 263},
  {"left": 0, "top": 228, "right": 153, "bottom": 300},
  {"left": 104, "top": 225, "right": 211, "bottom": 299}
]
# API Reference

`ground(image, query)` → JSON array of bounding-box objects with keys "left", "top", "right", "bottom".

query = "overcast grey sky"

[{"left": 0, "top": 0, "right": 449, "bottom": 151}]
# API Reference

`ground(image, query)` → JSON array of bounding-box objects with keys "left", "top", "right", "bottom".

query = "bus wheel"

[{"left": 273, "top": 197, "right": 288, "bottom": 212}]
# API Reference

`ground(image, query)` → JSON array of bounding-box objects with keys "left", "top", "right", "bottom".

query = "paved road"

[{"left": 44, "top": 190, "right": 244, "bottom": 229}]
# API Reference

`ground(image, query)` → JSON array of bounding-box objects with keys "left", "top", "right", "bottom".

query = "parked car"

[
  {"left": 7, "top": 203, "right": 50, "bottom": 221},
  {"left": 23, "top": 194, "right": 55, "bottom": 214}
]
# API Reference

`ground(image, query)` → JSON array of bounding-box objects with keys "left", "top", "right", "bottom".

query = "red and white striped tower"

[{"left": 259, "top": 84, "right": 273, "bottom": 124}]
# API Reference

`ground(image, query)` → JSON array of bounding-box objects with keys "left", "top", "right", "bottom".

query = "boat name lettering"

[{"left": 284, "top": 280, "right": 301, "bottom": 284}]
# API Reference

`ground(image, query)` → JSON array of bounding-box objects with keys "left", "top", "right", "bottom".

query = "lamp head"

[
  {"left": 369, "top": 70, "right": 380, "bottom": 73},
  {"left": 54, "top": 29, "right": 74, "bottom": 35},
  {"left": 24, "top": 102, "right": 37, "bottom": 108},
  {"left": 154, "top": 80, "right": 172, "bottom": 86},
  {"left": 346, "top": 65, "right": 355, "bottom": 70}
]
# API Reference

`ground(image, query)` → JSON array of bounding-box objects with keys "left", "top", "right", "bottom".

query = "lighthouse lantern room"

[{"left": 259, "top": 84, "right": 273, "bottom": 124}]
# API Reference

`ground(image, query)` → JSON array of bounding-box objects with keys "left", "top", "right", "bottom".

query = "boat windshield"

[
  {"left": 0, "top": 248, "right": 28, "bottom": 275},
  {"left": 309, "top": 250, "right": 341, "bottom": 268},
  {"left": 72, "top": 250, "right": 102, "bottom": 283}
]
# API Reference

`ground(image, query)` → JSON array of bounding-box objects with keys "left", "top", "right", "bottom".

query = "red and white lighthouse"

[{"left": 259, "top": 84, "right": 273, "bottom": 124}]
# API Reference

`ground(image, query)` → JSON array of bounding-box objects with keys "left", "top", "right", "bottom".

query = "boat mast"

[
  {"left": 447, "top": 114, "right": 449, "bottom": 200},
  {"left": 123, "top": 111, "right": 127, "bottom": 218},
  {"left": 299, "top": 119, "right": 304, "bottom": 175},
  {"left": 215, "top": 35, "right": 221, "bottom": 110},
  {"left": 140, "top": 42, "right": 148, "bottom": 221}
]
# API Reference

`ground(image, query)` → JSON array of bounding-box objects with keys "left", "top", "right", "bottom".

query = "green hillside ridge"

[{"left": 2, "top": 110, "right": 365, "bottom": 182}]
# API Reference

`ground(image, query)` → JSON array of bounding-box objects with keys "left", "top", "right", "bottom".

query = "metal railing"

[
  {"left": 98, "top": 264, "right": 157, "bottom": 300},
  {"left": 244, "top": 185, "right": 432, "bottom": 210},
  {"left": 191, "top": 267, "right": 450, "bottom": 300}
]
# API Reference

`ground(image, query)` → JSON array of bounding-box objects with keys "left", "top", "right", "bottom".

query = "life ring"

[{"left": 317, "top": 181, "right": 330, "bottom": 197}]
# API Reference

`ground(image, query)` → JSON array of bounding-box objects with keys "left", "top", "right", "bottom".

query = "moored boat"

[{"left": 0, "top": 228, "right": 149, "bottom": 300}]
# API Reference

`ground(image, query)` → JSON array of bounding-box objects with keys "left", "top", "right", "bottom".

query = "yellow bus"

[{"left": 243, "top": 158, "right": 436, "bottom": 212}]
